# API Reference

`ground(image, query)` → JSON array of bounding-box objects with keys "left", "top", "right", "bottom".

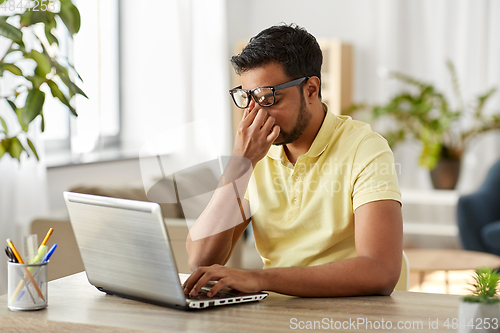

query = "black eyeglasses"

[{"left": 229, "top": 76, "right": 310, "bottom": 109}]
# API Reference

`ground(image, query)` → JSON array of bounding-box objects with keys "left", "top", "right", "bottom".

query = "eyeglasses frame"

[{"left": 229, "top": 76, "right": 310, "bottom": 109}]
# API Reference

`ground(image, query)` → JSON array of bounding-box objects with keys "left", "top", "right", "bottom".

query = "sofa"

[{"left": 457, "top": 159, "right": 500, "bottom": 257}]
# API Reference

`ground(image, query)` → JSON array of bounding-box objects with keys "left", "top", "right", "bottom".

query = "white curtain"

[{"left": 370, "top": 0, "right": 500, "bottom": 192}]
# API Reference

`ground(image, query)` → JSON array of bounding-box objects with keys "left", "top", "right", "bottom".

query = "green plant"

[
  {"left": 462, "top": 267, "right": 500, "bottom": 305},
  {"left": 0, "top": 0, "right": 86, "bottom": 161},
  {"left": 345, "top": 60, "right": 500, "bottom": 169}
]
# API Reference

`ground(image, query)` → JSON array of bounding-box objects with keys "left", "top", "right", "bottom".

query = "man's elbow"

[
  {"left": 186, "top": 247, "right": 226, "bottom": 272},
  {"left": 372, "top": 270, "right": 400, "bottom": 296},
  {"left": 188, "top": 256, "right": 200, "bottom": 272},
  {"left": 186, "top": 241, "right": 205, "bottom": 272},
  {"left": 186, "top": 238, "right": 199, "bottom": 271}
]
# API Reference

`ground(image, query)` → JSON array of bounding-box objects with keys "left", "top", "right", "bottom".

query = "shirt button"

[
  {"left": 294, "top": 176, "right": 300, "bottom": 181},
  {"left": 292, "top": 198, "right": 298, "bottom": 204}
]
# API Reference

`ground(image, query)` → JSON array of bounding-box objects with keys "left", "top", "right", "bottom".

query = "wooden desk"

[
  {"left": 405, "top": 249, "right": 500, "bottom": 293},
  {"left": 0, "top": 272, "right": 462, "bottom": 333}
]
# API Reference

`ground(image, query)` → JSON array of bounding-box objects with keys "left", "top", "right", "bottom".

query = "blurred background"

[{"left": 1, "top": 0, "right": 499, "bottom": 295}]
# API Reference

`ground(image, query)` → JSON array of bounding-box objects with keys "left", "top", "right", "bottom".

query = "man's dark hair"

[{"left": 230, "top": 23, "right": 323, "bottom": 98}]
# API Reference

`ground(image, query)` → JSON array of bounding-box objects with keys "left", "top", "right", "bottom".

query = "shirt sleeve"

[{"left": 351, "top": 132, "right": 402, "bottom": 211}]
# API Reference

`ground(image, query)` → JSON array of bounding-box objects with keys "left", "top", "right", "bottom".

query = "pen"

[
  {"left": 30, "top": 228, "right": 54, "bottom": 264},
  {"left": 5, "top": 246, "right": 17, "bottom": 263},
  {"left": 17, "top": 244, "right": 58, "bottom": 301},
  {"left": 7, "top": 239, "right": 45, "bottom": 302},
  {"left": 41, "top": 228, "right": 54, "bottom": 247},
  {"left": 41, "top": 243, "right": 57, "bottom": 263}
]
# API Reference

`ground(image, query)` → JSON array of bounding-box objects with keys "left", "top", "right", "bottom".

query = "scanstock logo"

[{"left": 139, "top": 119, "right": 258, "bottom": 240}]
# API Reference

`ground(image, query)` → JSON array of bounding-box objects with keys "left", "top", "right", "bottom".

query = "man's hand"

[
  {"left": 183, "top": 264, "right": 263, "bottom": 297},
  {"left": 233, "top": 100, "right": 280, "bottom": 166}
]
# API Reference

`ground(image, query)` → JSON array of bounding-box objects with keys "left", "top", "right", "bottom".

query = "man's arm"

[
  {"left": 186, "top": 192, "right": 251, "bottom": 271},
  {"left": 186, "top": 100, "right": 280, "bottom": 270},
  {"left": 183, "top": 199, "right": 403, "bottom": 297}
]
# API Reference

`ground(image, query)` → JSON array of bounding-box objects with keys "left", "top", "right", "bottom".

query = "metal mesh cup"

[{"left": 7, "top": 261, "right": 48, "bottom": 311}]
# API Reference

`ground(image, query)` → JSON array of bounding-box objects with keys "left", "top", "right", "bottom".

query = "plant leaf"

[
  {"left": 59, "top": 0, "right": 81, "bottom": 35},
  {"left": 29, "top": 50, "right": 52, "bottom": 78},
  {"left": 50, "top": 60, "right": 86, "bottom": 98},
  {"left": 46, "top": 80, "right": 77, "bottom": 116},
  {"left": 65, "top": 60, "right": 83, "bottom": 82},
  {"left": 15, "top": 109, "right": 29, "bottom": 132},
  {"left": 0, "top": 19, "right": 23, "bottom": 45},
  {"left": 69, "top": 81, "right": 87, "bottom": 98},
  {"left": 475, "top": 87, "right": 497, "bottom": 118},
  {"left": 45, "top": 26, "right": 59, "bottom": 46},
  {"left": 5, "top": 137, "right": 26, "bottom": 161},
  {"left": 446, "top": 60, "right": 464, "bottom": 112},
  {"left": 23, "top": 88, "right": 45, "bottom": 125},
  {"left": 0, "top": 116, "right": 8, "bottom": 135},
  {"left": 26, "top": 137, "right": 39, "bottom": 161},
  {"left": 59, "top": 73, "right": 88, "bottom": 98},
  {"left": 0, "top": 140, "right": 5, "bottom": 159},
  {"left": 40, "top": 112, "right": 45, "bottom": 132},
  {"left": 2, "top": 63, "right": 23, "bottom": 76},
  {"left": 7, "top": 99, "right": 16, "bottom": 112},
  {"left": 27, "top": 75, "right": 46, "bottom": 89},
  {"left": 30, "top": 10, "right": 54, "bottom": 25}
]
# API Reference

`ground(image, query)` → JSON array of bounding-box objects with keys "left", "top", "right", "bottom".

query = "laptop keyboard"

[{"left": 187, "top": 287, "right": 240, "bottom": 300}]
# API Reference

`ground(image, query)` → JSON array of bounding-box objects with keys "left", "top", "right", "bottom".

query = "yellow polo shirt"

[{"left": 246, "top": 104, "right": 401, "bottom": 269}]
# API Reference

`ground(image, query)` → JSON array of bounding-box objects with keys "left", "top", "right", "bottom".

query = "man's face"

[{"left": 240, "top": 62, "right": 312, "bottom": 146}]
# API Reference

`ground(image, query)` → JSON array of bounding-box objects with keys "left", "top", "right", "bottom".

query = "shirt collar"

[{"left": 267, "top": 102, "right": 337, "bottom": 161}]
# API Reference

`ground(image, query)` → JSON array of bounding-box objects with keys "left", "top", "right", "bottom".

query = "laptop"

[{"left": 63, "top": 191, "right": 268, "bottom": 310}]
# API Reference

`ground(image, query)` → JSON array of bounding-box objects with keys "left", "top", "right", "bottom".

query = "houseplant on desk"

[
  {"left": 458, "top": 267, "right": 500, "bottom": 333},
  {"left": 345, "top": 61, "right": 500, "bottom": 189},
  {"left": 0, "top": 0, "right": 86, "bottom": 162}
]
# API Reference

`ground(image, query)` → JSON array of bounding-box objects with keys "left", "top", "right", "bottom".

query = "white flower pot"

[{"left": 458, "top": 301, "right": 500, "bottom": 333}]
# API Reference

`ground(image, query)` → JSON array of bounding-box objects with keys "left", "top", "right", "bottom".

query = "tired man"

[{"left": 184, "top": 24, "right": 403, "bottom": 297}]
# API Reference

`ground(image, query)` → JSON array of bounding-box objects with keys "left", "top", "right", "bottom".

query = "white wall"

[{"left": 119, "top": 0, "right": 185, "bottom": 152}]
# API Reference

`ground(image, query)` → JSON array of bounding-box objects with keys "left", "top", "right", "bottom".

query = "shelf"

[
  {"left": 401, "top": 188, "right": 459, "bottom": 206},
  {"left": 403, "top": 222, "right": 459, "bottom": 237}
]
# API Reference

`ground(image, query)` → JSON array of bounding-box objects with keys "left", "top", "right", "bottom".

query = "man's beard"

[{"left": 273, "top": 91, "right": 312, "bottom": 146}]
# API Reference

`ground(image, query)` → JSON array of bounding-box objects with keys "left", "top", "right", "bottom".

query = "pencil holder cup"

[{"left": 7, "top": 261, "right": 48, "bottom": 311}]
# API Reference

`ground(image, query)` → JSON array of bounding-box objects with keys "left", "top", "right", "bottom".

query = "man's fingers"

[
  {"left": 261, "top": 115, "right": 275, "bottom": 133},
  {"left": 206, "top": 278, "right": 228, "bottom": 297},
  {"left": 267, "top": 124, "right": 280, "bottom": 143},
  {"left": 243, "top": 99, "right": 254, "bottom": 118},
  {"left": 240, "top": 104, "right": 259, "bottom": 127},
  {"left": 183, "top": 268, "right": 206, "bottom": 294},
  {"left": 242, "top": 99, "right": 256, "bottom": 120},
  {"left": 187, "top": 265, "right": 224, "bottom": 296},
  {"left": 250, "top": 109, "right": 268, "bottom": 129},
  {"left": 188, "top": 274, "right": 209, "bottom": 296}
]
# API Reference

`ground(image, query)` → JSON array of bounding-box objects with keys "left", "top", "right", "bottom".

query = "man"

[{"left": 183, "top": 24, "right": 403, "bottom": 297}]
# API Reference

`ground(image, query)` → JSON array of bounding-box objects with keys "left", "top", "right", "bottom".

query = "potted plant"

[
  {"left": 345, "top": 61, "right": 500, "bottom": 189},
  {"left": 0, "top": 0, "right": 86, "bottom": 162},
  {"left": 458, "top": 267, "right": 500, "bottom": 333}
]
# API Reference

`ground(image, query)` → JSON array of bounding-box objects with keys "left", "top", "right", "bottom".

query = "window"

[{"left": 43, "top": 0, "right": 120, "bottom": 154}]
